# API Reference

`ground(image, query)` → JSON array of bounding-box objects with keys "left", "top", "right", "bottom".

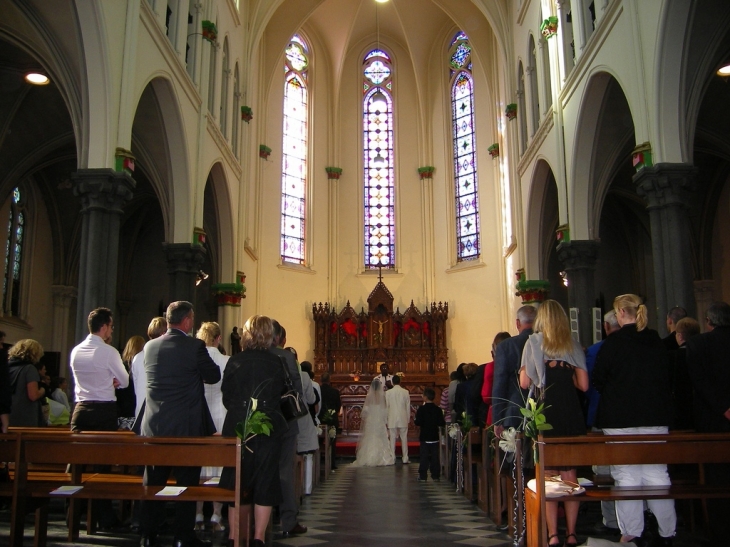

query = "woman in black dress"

[
  {"left": 220, "top": 315, "right": 287, "bottom": 547},
  {"left": 520, "top": 300, "right": 588, "bottom": 547}
]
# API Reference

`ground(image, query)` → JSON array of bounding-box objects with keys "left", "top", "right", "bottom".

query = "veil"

[{"left": 352, "top": 378, "right": 394, "bottom": 466}]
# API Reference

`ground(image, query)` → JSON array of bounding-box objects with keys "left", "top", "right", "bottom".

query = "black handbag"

[{"left": 279, "top": 357, "right": 309, "bottom": 422}]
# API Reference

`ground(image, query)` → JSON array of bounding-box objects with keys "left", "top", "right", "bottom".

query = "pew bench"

[
  {"left": 525, "top": 432, "right": 730, "bottom": 547},
  {"left": 10, "top": 432, "right": 247, "bottom": 547}
]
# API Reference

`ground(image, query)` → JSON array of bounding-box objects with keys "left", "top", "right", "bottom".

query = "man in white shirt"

[
  {"left": 69, "top": 307, "right": 128, "bottom": 528},
  {"left": 69, "top": 307, "right": 128, "bottom": 432},
  {"left": 385, "top": 375, "right": 411, "bottom": 464}
]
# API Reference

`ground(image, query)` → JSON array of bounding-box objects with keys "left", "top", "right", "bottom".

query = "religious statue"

[{"left": 230, "top": 326, "right": 241, "bottom": 355}]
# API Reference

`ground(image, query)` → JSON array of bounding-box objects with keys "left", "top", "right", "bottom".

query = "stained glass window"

[
  {"left": 281, "top": 36, "right": 309, "bottom": 264},
  {"left": 449, "top": 32, "right": 480, "bottom": 261},
  {"left": 3, "top": 187, "right": 24, "bottom": 315},
  {"left": 363, "top": 49, "right": 395, "bottom": 269}
]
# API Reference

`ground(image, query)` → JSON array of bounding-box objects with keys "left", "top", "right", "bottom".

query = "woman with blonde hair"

[
  {"left": 118, "top": 335, "right": 145, "bottom": 430},
  {"left": 7, "top": 339, "right": 46, "bottom": 426},
  {"left": 195, "top": 321, "right": 229, "bottom": 532},
  {"left": 519, "top": 300, "right": 588, "bottom": 547},
  {"left": 593, "top": 294, "right": 675, "bottom": 546},
  {"left": 219, "top": 315, "right": 287, "bottom": 547}
]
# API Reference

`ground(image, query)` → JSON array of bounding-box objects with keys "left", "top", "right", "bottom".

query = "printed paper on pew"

[
  {"left": 156, "top": 486, "right": 187, "bottom": 496},
  {"left": 50, "top": 485, "right": 84, "bottom": 495},
  {"left": 578, "top": 477, "right": 593, "bottom": 486},
  {"left": 204, "top": 477, "right": 220, "bottom": 485}
]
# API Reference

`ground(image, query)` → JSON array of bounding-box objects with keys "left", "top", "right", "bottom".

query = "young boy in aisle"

[{"left": 414, "top": 387, "right": 446, "bottom": 481}]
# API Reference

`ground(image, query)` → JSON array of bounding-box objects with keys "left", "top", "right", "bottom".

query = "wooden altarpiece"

[{"left": 312, "top": 280, "right": 449, "bottom": 436}]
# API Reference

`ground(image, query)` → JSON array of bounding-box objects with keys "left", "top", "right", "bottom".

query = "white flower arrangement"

[
  {"left": 447, "top": 423, "right": 460, "bottom": 439},
  {"left": 498, "top": 427, "right": 518, "bottom": 453}
]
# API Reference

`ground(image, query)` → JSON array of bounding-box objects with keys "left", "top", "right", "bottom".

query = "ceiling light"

[
  {"left": 370, "top": 90, "right": 388, "bottom": 112},
  {"left": 373, "top": 152, "right": 387, "bottom": 166},
  {"left": 25, "top": 73, "right": 50, "bottom": 85},
  {"left": 195, "top": 270, "right": 209, "bottom": 286},
  {"left": 717, "top": 64, "right": 730, "bottom": 77},
  {"left": 375, "top": 0, "right": 389, "bottom": 3}
]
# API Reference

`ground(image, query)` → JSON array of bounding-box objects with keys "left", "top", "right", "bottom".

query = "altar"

[{"left": 312, "top": 280, "right": 450, "bottom": 435}]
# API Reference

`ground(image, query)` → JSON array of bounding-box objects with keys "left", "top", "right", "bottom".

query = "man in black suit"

[
  {"left": 138, "top": 301, "right": 221, "bottom": 547},
  {"left": 319, "top": 372, "right": 341, "bottom": 470},
  {"left": 492, "top": 305, "right": 536, "bottom": 438},
  {"left": 686, "top": 301, "right": 730, "bottom": 544}
]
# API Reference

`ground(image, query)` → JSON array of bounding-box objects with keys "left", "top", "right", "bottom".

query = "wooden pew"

[
  {"left": 525, "top": 432, "right": 730, "bottom": 547},
  {"left": 464, "top": 427, "right": 483, "bottom": 506},
  {"left": 10, "top": 432, "right": 248, "bottom": 547},
  {"left": 319, "top": 425, "right": 331, "bottom": 482}
]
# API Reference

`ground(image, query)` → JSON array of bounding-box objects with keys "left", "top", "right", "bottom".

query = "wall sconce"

[{"left": 196, "top": 270, "right": 209, "bottom": 286}]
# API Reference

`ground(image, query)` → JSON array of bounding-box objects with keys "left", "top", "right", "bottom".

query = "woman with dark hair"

[
  {"left": 219, "top": 315, "right": 287, "bottom": 547},
  {"left": 593, "top": 294, "right": 675, "bottom": 546},
  {"left": 7, "top": 339, "right": 46, "bottom": 426},
  {"left": 520, "top": 300, "right": 588, "bottom": 547}
]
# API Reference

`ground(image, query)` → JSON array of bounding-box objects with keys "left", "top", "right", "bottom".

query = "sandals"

[
  {"left": 195, "top": 513, "right": 205, "bottom": 531},
  {"left": 548, "top": 534, "right": 561, "bottom": 546},
  {"left": 564, "top": 533, "right": 579, "bottom": 547}
]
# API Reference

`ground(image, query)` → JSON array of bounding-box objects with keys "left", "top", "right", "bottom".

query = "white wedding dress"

[{"left": 352, "top": 379, "right": 395, "bottom": 467}]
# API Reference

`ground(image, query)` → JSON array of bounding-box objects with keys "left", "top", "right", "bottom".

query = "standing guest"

[
  {"left": 50, "top": 376, "right": 71, "bottom": 413},
  {"left": 453, "top": 363, "right": 479, "bottom": 425},
  {"left": 118, "top": 336, "right": 144, "bottom": 430},
  {"left": 7, "top": 339, "right": 45, "bottom": 426},
  {"left": 296, "top": 363, "right": 318, "bottom": 495},
  {"left": 318, "top": 372, "right": 341, "bottom": 471},
  {"left": 220, "top": 315, "right": 287, "bottom": 547},
  {"left": 270, "top": 321, "right": 307, "bottom": 538},
  {"left": 301, "top": 362, "right": 321, "bottom": 423},
  {"left": 439, "top": 377, "right": 452, "bottom": 425},
  {"left": 195, "top": 321, "right": 229, "bottom": 533},
  {"left": 520, "top": 300, "right": 589, "bottom": 547},
  {"left": 481, "top": 332, "right": 511, "bottom": 426},
  {"left": 69, "top": 307, "right": 129, "bottom": 528},
  {"left": 414, "top": 387, "right": 445, "bottom": 481},
  {"left": 386, "top": 374, "right": 411, "bottom": 464},
  {"left": 138, "top": 301, "right": 221, "bottom": 547},
  {"left": 593, "top": 294, "right": 675, "bottom": 547},
  {"left": 685, "top": 302, "right": 730, "bottom": 544},
  {"left": 669, "top": 317, "right": 700, "bottom": 430},
  {"left": 132, "top": 317, "right": 166, "bottom": 420},
  {"left": 492, "top": 305, "right": 536, "bottom": 438},
  {"left": 230, "top": 326, "right": 241, "bottom": 355},
  {"left": 662, "top": 306, "right": 687, "bottom": 351},
  {"left": 448, "top": 364, "right": 466, "bottom": 423},
  {"left": 584, "top": 310, "right": 621, "bottom": 535}
]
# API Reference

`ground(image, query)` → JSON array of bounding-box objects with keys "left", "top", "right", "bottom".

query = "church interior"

[{"left": 1, "top": 0, "right": 729, "bottom": 381}]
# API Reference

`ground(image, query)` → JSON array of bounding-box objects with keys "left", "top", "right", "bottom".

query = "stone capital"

[
  {"left": 163, "top": 243, "right": 207, "bottom": 275},
  {"left": 556, "top": 240, "right": 600, "bottom": 271},
  {"left": 72, "top": 169, "right": 135, "bottom": 215},
  {"left": 51, "top": 285, "right": 77, "bottom": 308},
  {"left": 633, "top": 163, "right": 697, "bottom": 210}
]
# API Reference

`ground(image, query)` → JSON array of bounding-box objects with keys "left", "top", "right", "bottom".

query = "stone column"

[
  {"left": 163, "top": 243, "right": 206, "bottom": 304},
  {"left": 557, "top": 240, "right": 600, "bottom": 348},
  {"left": 72, "top": 169, "right": 135, "bottom": 342},
  {"left": 634, "top": 163, "right": 697, "bottom": 333},
  {"left": 693, "top": 280, "right": 715, "bottom": 333},
  {"left": 51, "top": 285, "right": 77, "bottom": 377}
]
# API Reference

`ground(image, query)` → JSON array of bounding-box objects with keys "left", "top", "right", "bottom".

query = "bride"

[{"left": 352, "top": 378, "right": 395, "bottom": 466}]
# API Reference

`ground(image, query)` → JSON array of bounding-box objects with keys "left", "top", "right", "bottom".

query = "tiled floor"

[{"left": 273, "top": 462, "right": 510, "bottom": 547}]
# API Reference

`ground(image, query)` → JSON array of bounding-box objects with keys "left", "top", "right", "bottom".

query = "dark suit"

[
  {"left": 685, "top": 325, "right": 730, "bottom": 542},
  {"left": 270, "top": 346, "right": 303, "bottom": 533},
  {"left": 491, "top": 328, "right": 532, "bottom": 429},
  {"left": 139, "top": 329, "right": 220, "bottom": 542}
]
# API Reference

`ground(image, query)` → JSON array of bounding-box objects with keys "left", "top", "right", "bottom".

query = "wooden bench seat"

[
  {"left": 10, "top": 432, "right": 246, "bottom": 547},
  {"left": 525, "top": 432, "right": 730, "bottom": 547}
]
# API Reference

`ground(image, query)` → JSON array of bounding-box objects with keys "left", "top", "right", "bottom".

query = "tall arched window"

[
  {"left": 363, "top": 49, "right": 395, "bottom": 269},
  {"left": 280, "top": 36, "right": 309, "bottom": 264},
  {"left": 3, "top": 188, "right": 24, "bottom": 316},
  {"left": 528, "top": 35, "right": 540, "bottom": 135},
  {"left": 232, "top": 63, "right": 240, "bottom": 158},
  {"left": 449, "top": 32, "right": 480, "bottom": 261},
  {"left": 517, "top": 61, "right": 528, "bottom": 153},
  {"left": 220, "top": 38, "right": 229, "bottom": 136}
]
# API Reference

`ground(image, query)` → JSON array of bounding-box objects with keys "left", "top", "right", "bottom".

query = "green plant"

[{"left": 234, "top": 396, "right": 274, "bottom": 453}]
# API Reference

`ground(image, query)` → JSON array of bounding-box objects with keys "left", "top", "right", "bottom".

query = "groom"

[{"left": 386, "top": 375, "right": 411, "bottom": 464}]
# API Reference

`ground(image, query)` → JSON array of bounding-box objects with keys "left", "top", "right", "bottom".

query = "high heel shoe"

[
  {"left": 564, "top": 533, "right": 578, "bottom": 547},
  {"left": 194, "top": 514, "right": 205, "bottom": 531},
  {"left": 548, "top": 533, "right": 561, "bottom": 546}
]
